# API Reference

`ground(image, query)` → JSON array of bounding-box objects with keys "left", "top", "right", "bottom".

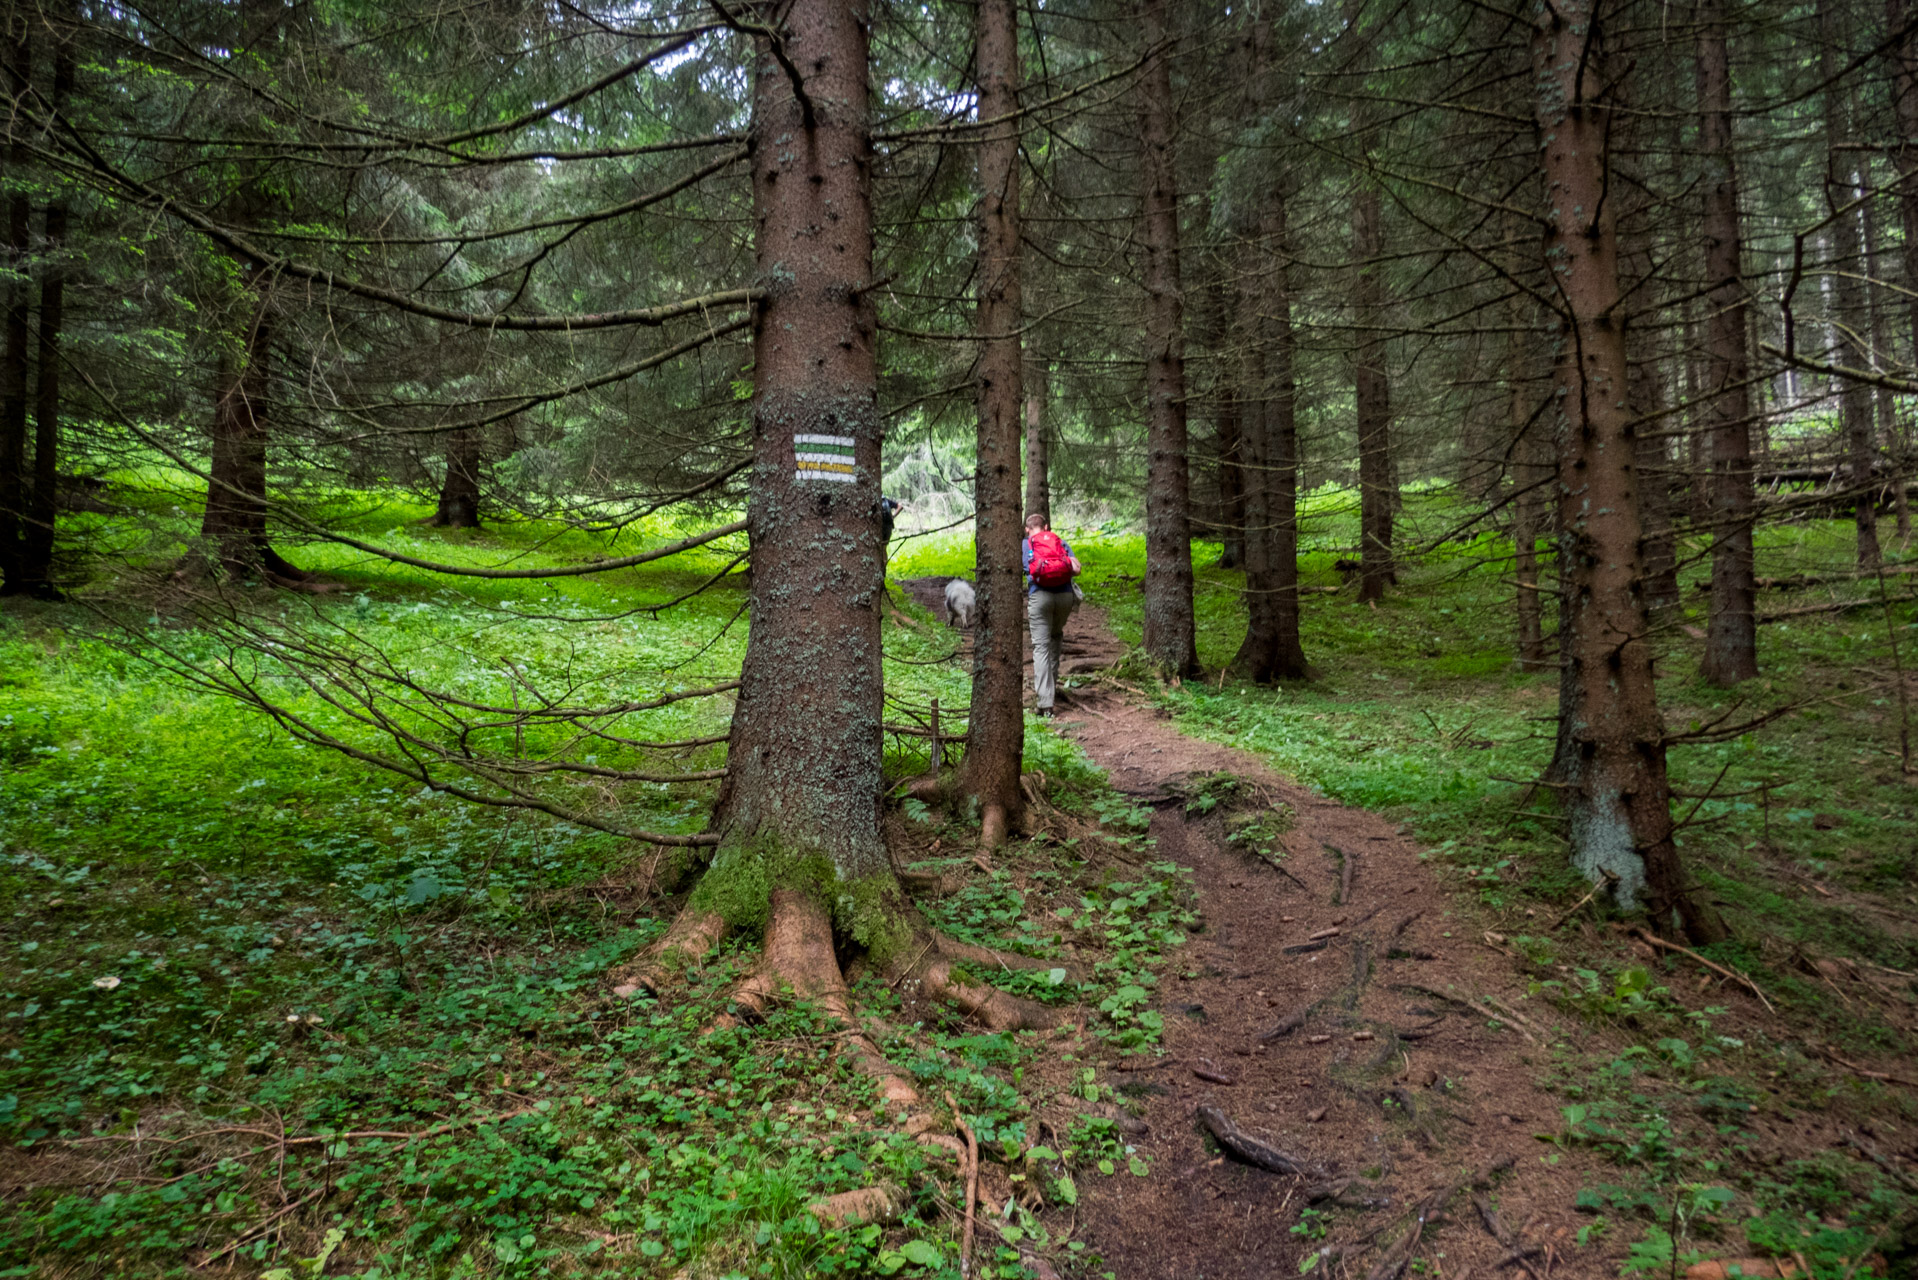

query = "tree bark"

[
  {"left": 1532, "top": 0, "right": 1727, "bottom": 944},
  {"left": 714, "top": 0, "right": 889, "bottom": 879},
  {"left": 1354, "top": 186, "right": 1394, "bottom": 603},
  {"left": 0, "top": 15, "right": 29, "bottom": 590},
  {"left": 1134, "top": 0, "right": 1198, "bottom": 676},
  {"left": 1696, "top": 0, "right": 1759, "bottom": 685},
  {"left": 15, "top": 2, "right": 70, "bottom": 598},
  {"left": 963, "top": 0, "right": 1026, "bottom": 848},
  {"left": 1023, "top": 358, "right": 1048, "bottom": 524},
  {"left": 428, "top": 427, "right": 484, "bottom": 528},
  {"left": 1509, "top": 295, "right": 1548, "bottom": 669},
  {"left": 1889, "top": 0, "right": 1918, "bottom": 368},
  {"left": 197, "top": 0, "right": 301, "bottom": 583},
  {"left": 1202, "top": 245, "right": 1245, "bottom": 568},
  {"left": 1863, "top": 162, "right": 1910, "bottom": 541},
  {"left": 199, "top": 283, "right": 286, "bottom": 577},
  {"left": 1231, "top": 13, "right": 1307, "bottom": 682},
  {"left": 1822, "top": 0, "right": 1881, "bottom": 570}
]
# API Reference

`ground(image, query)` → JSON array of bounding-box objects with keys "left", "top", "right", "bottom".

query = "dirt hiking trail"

[{"left": 902, "top": 580, "right": 1612, "bottom": 1280}]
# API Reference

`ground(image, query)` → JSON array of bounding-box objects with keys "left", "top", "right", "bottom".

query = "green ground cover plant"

[{"left": 0, "top": 494, "right": 1191, "bottom": 1278}]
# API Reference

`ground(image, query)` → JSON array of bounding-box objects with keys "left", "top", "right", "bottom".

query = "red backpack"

[{"left": 1027, "top": 531, "right": 1076, "bottom": 589}]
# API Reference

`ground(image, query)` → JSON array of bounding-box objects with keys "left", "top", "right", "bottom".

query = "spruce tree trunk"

[
  {"left": 1822, "top": 0, "right": 1881, "bottom": 569},
  {"left": 963, "top": 0, "right": 1026, "bottom": 847},
  {"left": 429, "top": 427, "right": 484, "bottom": 528},
  {"left": 1697, "top": 0, "right": 1758, "bottom": 685},
  {"left": 0, "top": 16, "right": 29, "bottom": 590},
  {"left": 1231, "top": 12, "right": 1306, "bottom": 681},
  {"left": 199, "top": 285, "right": 283, "bottom": 577},
  {"left": 1531, "top": 0, "right": 1727, "bottom": 943},
  {"left": 16, "top": 5, "right": 70, "bottom": 598},
  {"left": 1134, "top": 0, "right": 1198, "bottom": 676},
  {"left": 1890, "top": 0, "right": 1918, "bottom": 368},
  {"left": 20, "top": 199, "right": 64, "bottom": 598},
  {"left": 1202, "top": 254, "right": 1245, "bottom": 569},
  {"left": 1863, "top": 169, "right": 1910, "bottom": 541},
  {"left": 1509, "top": 298, "right": 1548, "bottom": 669},
  {"left": 1354, "top": 187, "right": 1394, "bottom": 603},
  {"left": 1023, "top": 365, "right": 1048, "bottom": 524},
  {"left": 714, "top": 0, "right": 890, "bottom": 879},
  {"left": 197, "top": 0, "right": 300, "bottom": 583}
]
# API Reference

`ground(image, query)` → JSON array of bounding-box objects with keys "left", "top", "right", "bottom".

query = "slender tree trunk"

[
  {"left": 1822, "top": 0, "right": 1881, "bottom": 569},
  {"left": 1135, "top": 0, "right": 1198, "bottom": 676},
  {"left": 1203, "top": 250, "right": 1245, "bottom": 568},
  {"left": 1697, "top": 0, "right": 1759, "bottom": 685},
  {"left": 1510, "top": 299, "right": 1548, "bottom": 669},
  {"left": 1863, "top": 165, "right": 1910, "bottom": 541},
  {"left": 1354, "top": 187, "right": 1393, "bottom": 603},
  {"left": 1683, "top": 298, "right": 1711, "bottom": 528},
  {"left": 963, "top": 0, "right": 1025, "bottom": 848},
  {"left": 715, "top": 0, "right": 889, "bottom": 878},
  {"left": 1532, "top": 0, "right": 1727, "bottom": 944},
  {"left": 1231, "top": 13, "right": 1306, "bottom": 681},
  {"left": 20, "top": 201, "right": 63, "bottom": 597},
  {"left": 15, "top": 4, "right": 69, "bottom": 598},
  {"left": 429, "top": 427, "right": 484, "bottom": 528},
  {"left": 199, "top": 284, "right": 285, "bottom": 577},
  {"left": 1023, "top": 358, "right": 1048, "bottom": 523},
  {"left": 1889, "top": 0, "right": 1918, "bottom": 366},
  {"left": 0, "top": 16, "right": 29, "bottom": 589}
]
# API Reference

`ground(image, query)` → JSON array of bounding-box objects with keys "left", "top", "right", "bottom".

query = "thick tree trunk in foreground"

[
  {"left": 1354, "top": 186, "right": 1394, "bottom": 604},
  {"left": 428, "top": 427, "right": 484, "bottom": 528},
  {"left": 715, "top": 0, "right": 889, "bottom": 879},
  {"left": 0, "top": 17, "right": 28, "bottom": 590},
  {"left": 1023, "top": 360, "right": 1048, "bottom": 524},
  {"left": 1135, "top": 0, "right": 1198, "bottom": 676},
  {"left": 1822, "top": 0, "right": 1881, "bottom": 570},
  {"left": 963, "top": 0, "right": 1026, "bottom": 848},
  {"left": 1696, "top": 0, "right": 1758, "bottom": 685},
  {"left": 1532, "top": 0, "right": 1727, "bottom": 944}
]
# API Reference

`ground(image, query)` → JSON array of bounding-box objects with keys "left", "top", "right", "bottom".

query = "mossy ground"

[{"left": 0, "top": 484, "right": 1183, "bottom": 1279}]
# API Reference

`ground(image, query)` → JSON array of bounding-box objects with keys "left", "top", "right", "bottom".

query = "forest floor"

[
  {"left": 901, "top": 581, "right": 1916, "bottom": 1280},
  {"left": 3, "top": 493, "right": 1916, "bottom": 1280}
]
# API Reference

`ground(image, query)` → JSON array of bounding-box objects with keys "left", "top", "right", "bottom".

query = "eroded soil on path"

[{"left": 1036, "top": 606, "right": 1615, "bottom": 1280}]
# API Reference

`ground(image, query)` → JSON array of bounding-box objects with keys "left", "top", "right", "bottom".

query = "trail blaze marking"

[{"left": 794, "top": 434, "right": 857, "bottom": 483}]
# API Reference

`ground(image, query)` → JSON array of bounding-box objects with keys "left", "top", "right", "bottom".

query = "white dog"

[{"left": 943, "top": 578, "right": 976, "bottom": 628}]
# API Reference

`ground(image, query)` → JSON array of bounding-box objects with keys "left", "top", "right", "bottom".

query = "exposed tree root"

[
  {"left": 807, "top": 1184, "right": 905, "bottom": 1228},
  {"left": 732, "top": 891, "right": 927, "bottom": 1110},
  {"left": 928, "top": 934, "right": 1085, "bottom": 984},
  {"left": 904, "top": 958, "right": 1055, "bottom": 1031},
  {"left": 980, "top": 801, "right": 1010, "bottom": 850},
  {"left": 608, "top": 906, "right": 728, "bottom": 999}
]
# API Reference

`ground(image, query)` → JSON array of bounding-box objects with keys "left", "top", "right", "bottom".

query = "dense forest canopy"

[{"left": 4, "top": 0, "right": 1918, "bottom": 1275}]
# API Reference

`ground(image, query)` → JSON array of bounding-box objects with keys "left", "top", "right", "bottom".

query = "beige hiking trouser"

[{"left": 1027, "top": 587, "right": 1078, "bottom": 709}]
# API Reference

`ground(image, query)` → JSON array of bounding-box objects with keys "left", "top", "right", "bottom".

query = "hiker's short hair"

[{"left": 1024, "top": 513, "right": 1049, "bottom": 531}]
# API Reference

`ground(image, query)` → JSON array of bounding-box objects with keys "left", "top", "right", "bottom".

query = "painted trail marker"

[{"left": 794, "top": 434, "right": 857, "bottom": 484}]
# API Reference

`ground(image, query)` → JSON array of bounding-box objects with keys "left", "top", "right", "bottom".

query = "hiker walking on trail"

[{"left": 1023, "top": 513, "right": 1081, "bottom": 717}]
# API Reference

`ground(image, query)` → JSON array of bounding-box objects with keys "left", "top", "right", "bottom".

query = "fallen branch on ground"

[{"left": 1630, "top": 928, "right": 1776, "bottom": 1014}]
